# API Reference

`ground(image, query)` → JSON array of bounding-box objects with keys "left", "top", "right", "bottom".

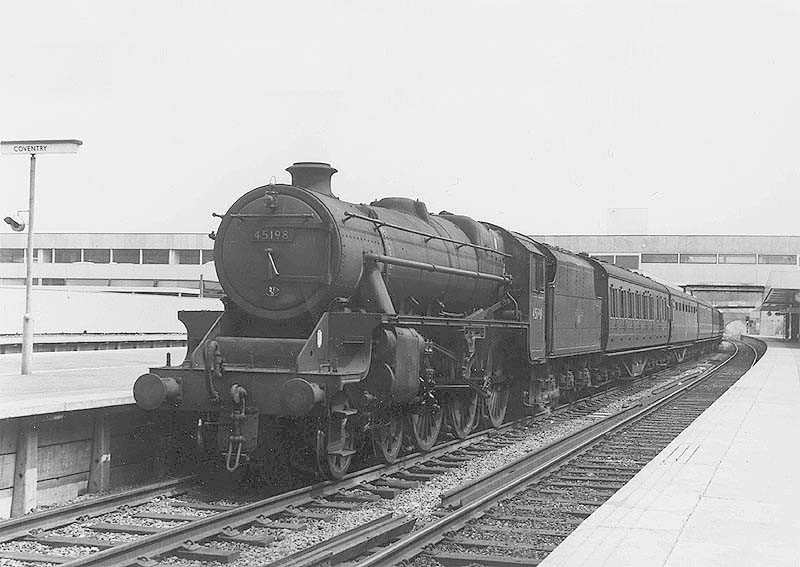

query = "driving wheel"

[{"left": 372, "top": 413, "right": 404, "bottom": 463}]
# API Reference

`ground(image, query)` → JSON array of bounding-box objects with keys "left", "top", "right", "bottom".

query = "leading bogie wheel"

[{"left": 318, "top": 394, "right": 356, "bottom": 479}]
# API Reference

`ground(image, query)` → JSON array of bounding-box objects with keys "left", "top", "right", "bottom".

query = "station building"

[
  {"left": 1, "top": 232, "right": 798, "bottom": 334},
  {"left": 0, "top": 233, "right": 219, "bottom": 297}
]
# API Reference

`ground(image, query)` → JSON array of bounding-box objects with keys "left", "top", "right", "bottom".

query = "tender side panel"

[
  {"left": 601, "top": 263, "right": 670, "bottom": 352},
  {"left": 542, "top": 247, "right": 602, "bottom": 357}
]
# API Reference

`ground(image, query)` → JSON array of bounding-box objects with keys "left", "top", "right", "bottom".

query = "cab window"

[{"left": 531, "top": 255, "right": 546, "bottom": 292}]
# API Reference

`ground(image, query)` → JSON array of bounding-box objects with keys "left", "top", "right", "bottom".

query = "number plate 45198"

[{"left": 253, "top": 229, "right": 294, "bottom": 242}]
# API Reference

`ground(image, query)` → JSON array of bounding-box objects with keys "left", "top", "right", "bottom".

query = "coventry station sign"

[
  {"left": 1, "top": 139, "right": 82, "bottom": 155},
  {"left": 1, "top": 137, "right": 82, "bottom": 374}
]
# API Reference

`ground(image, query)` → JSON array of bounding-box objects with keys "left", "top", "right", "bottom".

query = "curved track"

[
  {"left": 0, "top": 347, "right": 744, "bottom": 566},
  {"left": 353, "top": 339, "right": 762, "bottom": 567}
]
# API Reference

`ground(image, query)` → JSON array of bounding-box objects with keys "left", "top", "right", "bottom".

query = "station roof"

[{"left": 759, "top": 272, "right": 800, "bottom": 311}]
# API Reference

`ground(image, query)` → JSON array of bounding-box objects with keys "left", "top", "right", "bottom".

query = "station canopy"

[{"left": 759, "top": 272, "right": 800, "bottom": 312}]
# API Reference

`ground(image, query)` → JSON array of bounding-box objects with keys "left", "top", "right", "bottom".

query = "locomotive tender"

[{"left": 133, "top": 162, "right": 724, "bottom": 478}]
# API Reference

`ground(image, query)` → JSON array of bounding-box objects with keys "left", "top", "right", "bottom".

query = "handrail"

[
  {"left": 343, "top": 212, "right": 511, "bottom": 257},
  {"left": 364, "top": 253, "right": 510, "bottom": 284}
]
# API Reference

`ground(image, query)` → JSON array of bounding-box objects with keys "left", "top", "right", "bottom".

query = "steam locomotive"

[{"left": 133, "top": 162, "right": 724, "bottom": 479}]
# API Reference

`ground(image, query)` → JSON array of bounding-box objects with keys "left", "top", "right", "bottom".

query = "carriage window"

[{"left": 609, "top": 287, "right": 615, "bottom": 317}]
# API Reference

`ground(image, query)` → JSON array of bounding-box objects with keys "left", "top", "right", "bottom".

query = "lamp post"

[{"left": 1, "top": 139, "right": 82, "bottom": 374}]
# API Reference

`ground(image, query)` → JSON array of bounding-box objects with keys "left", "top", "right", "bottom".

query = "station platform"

[
  {"left": 0, "top": 332, "right": 186, "bottom": 354},
  {"left": 0, "top": 348, "right": 185, "bottom": 419},
  {"left": 541, "top": 337, "right": 800, "bottom": 567}
]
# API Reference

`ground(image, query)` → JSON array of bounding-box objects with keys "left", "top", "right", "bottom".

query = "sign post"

[{"left": 1, "top": 139, "right": 82, "bottom": 374}]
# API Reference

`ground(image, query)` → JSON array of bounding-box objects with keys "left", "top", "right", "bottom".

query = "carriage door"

[{"left": 529, "top": 253, "right": 546, "bottom": 360}]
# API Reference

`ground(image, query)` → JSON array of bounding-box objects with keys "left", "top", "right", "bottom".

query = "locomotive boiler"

[{"left": 134, "top": 162, "right": 724, "bottom": 479}]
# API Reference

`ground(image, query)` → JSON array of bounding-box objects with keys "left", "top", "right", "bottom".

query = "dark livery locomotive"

[{"left": 133, "top": 162, "right": 724, "bottom": 478}]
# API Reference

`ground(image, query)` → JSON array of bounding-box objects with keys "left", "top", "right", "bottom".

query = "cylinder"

[{"left": 133, "top": 373, "right": 181, "bottom": 410}]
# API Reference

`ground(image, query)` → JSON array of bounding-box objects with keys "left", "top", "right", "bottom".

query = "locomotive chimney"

[{"left": 286, "top": 162, "right": 338, "bottom": 197}]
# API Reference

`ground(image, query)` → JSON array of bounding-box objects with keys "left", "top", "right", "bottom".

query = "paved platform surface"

[
  {"left": 0, "top": 348, "right": 186, "bottom": 419},
  {"left": 541, "top": 337, "right": 800, "bottom": 567}
]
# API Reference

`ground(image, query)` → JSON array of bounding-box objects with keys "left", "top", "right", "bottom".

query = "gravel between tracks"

[{"left": 0, "top": 357, "right": 722, "bottom": 567}]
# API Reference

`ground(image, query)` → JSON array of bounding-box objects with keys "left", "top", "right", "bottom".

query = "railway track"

[
  {"left": 0, "top": 347, "right": 738, "bottom": 567},
  {"left": 353, "top": 338, "right": 764, "bottom": 567}
]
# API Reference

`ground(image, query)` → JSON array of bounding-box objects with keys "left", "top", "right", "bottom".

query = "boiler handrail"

[{"left": 364, "top": 253, "right": 510, "bottom": 284}]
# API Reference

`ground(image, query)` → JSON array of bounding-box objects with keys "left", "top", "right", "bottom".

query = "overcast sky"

[{"left": 1, "top": 1, "right": 798, "bottom": 236}]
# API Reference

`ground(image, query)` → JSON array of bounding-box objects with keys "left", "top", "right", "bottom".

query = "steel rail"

[
  {"left": 740, "top": 335, "right": 767, "bottom": 366},
  {"left": 58, "top": 413, "right": 547, "bottom": 566},
  {"left": 0, "top": 476, "right": 193, "bottom": 544},
  {"left": 54, "top": 367, "right": 652, "bottom": 566},
  {"left": 1, "top": 348, "right": 730, "bottom": 566},
  {"left": 356, "top": 341, "right": 751, "bottom": 567}
]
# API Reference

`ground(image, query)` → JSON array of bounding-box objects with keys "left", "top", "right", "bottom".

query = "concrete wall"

[{"left": 0, "top": 286, "right": 222, "bottom": 335}]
